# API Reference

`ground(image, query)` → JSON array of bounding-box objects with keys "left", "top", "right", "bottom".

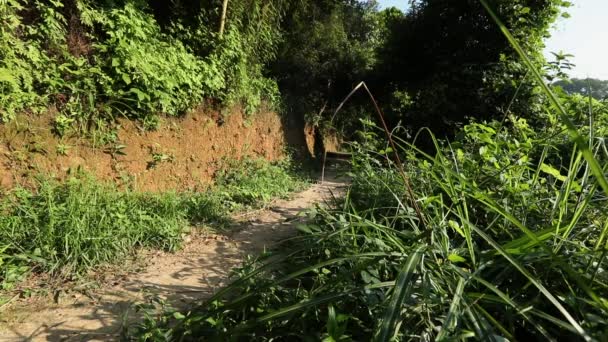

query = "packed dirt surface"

[
  {"left": 0, "top": 175, "right": 348, "bottom": 341},
  {"left": 0, "top": 107, "right": 287, "bottom": 192}
]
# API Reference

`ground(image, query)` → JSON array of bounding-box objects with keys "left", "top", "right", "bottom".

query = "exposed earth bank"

[{"left": 0, "top": 107, "right": 289, "bottom": 192}]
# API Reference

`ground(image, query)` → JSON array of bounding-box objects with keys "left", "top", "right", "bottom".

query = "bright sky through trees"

[
  {"left": 544, "top": 0, "right": 608, "bottom": 80},
  {"left": 377, "top": 0, "right": 406, "bottom": 9},
  {"left": 377, "top": 0, "right": 608, "bottom": 80}
]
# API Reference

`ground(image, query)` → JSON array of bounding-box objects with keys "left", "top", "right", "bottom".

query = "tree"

[
  {"left": 554, "top": 78, "right": 608, "bottom": 100},
  {"left": 271, "top": 0, "right": 380, "bottom": 129},
  {"left": 371, "top": 0, "right": 570, "bottom": 137}
]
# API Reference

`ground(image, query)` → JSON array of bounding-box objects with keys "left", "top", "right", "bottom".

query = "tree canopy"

[
  {"left": 555, "top": 78, "right": 608, "bottom": 100},
  {"left": 0, "top": 0, "right": 573, "bottom": 138}
]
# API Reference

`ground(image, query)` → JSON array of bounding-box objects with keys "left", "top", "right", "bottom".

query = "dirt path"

[{"left": 0, "top": 176, "right": 347, "bottom": 341}]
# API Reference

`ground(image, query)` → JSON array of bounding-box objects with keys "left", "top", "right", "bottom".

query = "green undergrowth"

[
  {"left": 215, "top": 158, "right": 310, "bottom": 210},
  {"left": 0, "top": 157, "right": 308, "bottom": 290},
  {"left": 0, "top": 0, "right": 281, "bottom": 130},
  {"left": 130, "top": 111, "right": 608, "bottom": 341}
]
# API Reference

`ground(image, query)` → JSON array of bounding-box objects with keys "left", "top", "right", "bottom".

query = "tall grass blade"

[
  {"left": 436, "top": 278, "right": 466, "bottom": 340},
  {"left": 252, "top": 281, "right": 397, "bottom": 325},
  {"left": 374, "top": 245, "right": 424, "bottom": 342},
  {"left": 329, "top": 81, "right": 427, "bottom": 228},
  {"left": 468, "top": 221, "right": 591, "bottom": 340}
]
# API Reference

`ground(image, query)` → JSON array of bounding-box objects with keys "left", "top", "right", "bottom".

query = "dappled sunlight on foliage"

[{"left": 133, "top": 102, "right": 608, "bottom": 340}]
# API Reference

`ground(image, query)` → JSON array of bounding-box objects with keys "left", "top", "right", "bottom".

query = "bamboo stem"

[{"left": 219, "top": 0, "right": 229, "bottom": 38}]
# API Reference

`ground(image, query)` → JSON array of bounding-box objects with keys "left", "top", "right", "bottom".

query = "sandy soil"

[{"left": 0, "top": 176, "right": 347, "bottom": 341}]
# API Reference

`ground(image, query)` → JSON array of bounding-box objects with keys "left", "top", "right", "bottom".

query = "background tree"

[
  {"left": 370, "top": 0, "right": 571, "bottom": 138},
  {"left": 270, "top": 0, "right": 380, "bottom": 130},
  {"left": 554, "top": 78, "right": 608, "bottom": 100}
]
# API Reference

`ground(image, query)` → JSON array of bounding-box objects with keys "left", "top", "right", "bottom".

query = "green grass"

[
  {"left": 0, "top": 176, "right": 186, "bottom": 289},
  {"left": 0, "top": 157, "right": 308, "bottom": 290},
  {"left": 215, "top": 157, "right": 310, "bottom": 209}
]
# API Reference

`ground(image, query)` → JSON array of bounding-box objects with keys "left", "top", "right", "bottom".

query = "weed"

[
  {"left": 91, "top": 125, "right": 119, "bottom": 148},
  {"left": 141, "top": 115, "right": 161, "bottom": 132},
  {"left": 215, "top": 157, "right": 309, "bottom": 210},
  {"left": 147, "top": 152, "right": 174, "bottom": 170},
  {"left": 53, "top": 114, "right": 75, "bottom": 137},
  {"left": 103, "top": 143, "right": 127, "bottom": 158},
  {"left": 0, "top": 175, "right": 186, "bottom": 288},
  {"left": 56, "top": 143, "right": 71, "bottom": 156}
]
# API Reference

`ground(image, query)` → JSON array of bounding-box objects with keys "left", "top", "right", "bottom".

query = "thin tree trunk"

[{"left": 219, "top": 0, "right": 229, "bottom": 38}]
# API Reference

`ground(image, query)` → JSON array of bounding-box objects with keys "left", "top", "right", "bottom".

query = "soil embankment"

[{"left": 0, "top": 107, "right": 287, "bottom": 192}]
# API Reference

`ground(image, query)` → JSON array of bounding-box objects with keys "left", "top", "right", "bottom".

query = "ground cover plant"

[
  {"left": 215, "top": 157, "right": 309, "bottom": 209},
  {"left": 0, "top": 157, "right": 307, "bottom": 291}
]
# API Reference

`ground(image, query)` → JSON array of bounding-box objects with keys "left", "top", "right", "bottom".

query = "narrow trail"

[{"left": 0, "top": 176, "right": 348, "bottom": 341}]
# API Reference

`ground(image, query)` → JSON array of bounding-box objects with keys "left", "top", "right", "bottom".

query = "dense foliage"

[
  {"left": 0, "top": 0, "right": 284, "bottom": 131},
  {"left": 1, "top": 0, "right": 574, "bottom": 138},
  {"left": 266, "top": 0, "right": 572, "bottom": 138},
  {"left": 271, "top": 0, "right": 380, "bottom": 126},
  {"left": 371, "top": 0, "right": 569, "bottom": 136}
]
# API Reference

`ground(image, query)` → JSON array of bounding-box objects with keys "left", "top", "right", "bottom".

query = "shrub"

[
  {"left": 0, "top": 0, "right": 284, "bottom": 129},
  {"left": 80, "top": 2, "right": 210, "bottom": 117}
]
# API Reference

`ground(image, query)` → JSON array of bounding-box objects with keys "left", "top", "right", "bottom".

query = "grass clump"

[
  {"left": 0, "top": 157, "right": 307, "bottom": 290},
  {"left": 0, "top": 176, "right": 186, "bottom": 289},
  {"left": 215, "top": 157, "right": 309, "bottom": 209}
]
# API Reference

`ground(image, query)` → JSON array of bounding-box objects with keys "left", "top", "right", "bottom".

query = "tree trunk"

[{"left": 219, "top": 0, "right": 229, "bottom": 38}]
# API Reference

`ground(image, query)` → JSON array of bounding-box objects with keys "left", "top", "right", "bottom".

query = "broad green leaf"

[
  {"left": 122, "top": 73, "right": 131, "bottom": 85},
  {"left": 448, "top": 254, "right": 467, "bottom": 263},
  {"left": 540, "top": 163, "right": 567, "bottom": 182}
]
